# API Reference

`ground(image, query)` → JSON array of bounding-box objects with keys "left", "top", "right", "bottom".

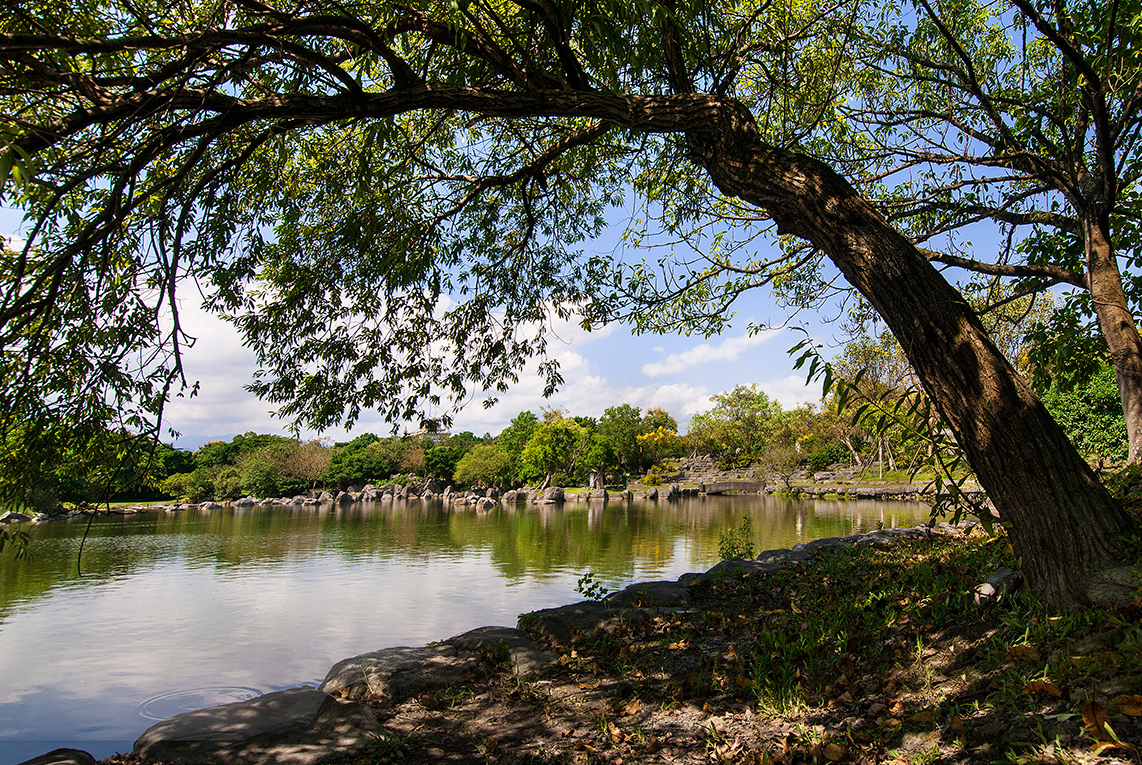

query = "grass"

[{"left": 519, "top": 529, "right": 1142, "bottom": 763}]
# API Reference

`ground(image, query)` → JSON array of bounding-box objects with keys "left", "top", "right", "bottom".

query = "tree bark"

[
  {"left": 683, "top": 114, "right": 1137, "bottom": 609},
  {"left": 1083, "top": 210, "right": 1142, "bottom": 464}
]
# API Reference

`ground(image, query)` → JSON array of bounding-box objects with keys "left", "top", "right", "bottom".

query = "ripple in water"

[{"left": 137, "top": 686, "right": 264, "bottom": 721}]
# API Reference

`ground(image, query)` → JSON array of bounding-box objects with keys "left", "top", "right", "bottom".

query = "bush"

[
  {"left": 159, "top": 472, "right": 194, "bottom": 501},
  {"left": 550, "top": 471, "right": 574, "bottom": 488},
  {"left": 643, "top": 467, "right": 663, "bottom": 486},
  {"left": 718, "top": 516, "right": 755, "bottom": 560},
  {"left": 806, "top": 443, "right": 849, "bottom": 471}
]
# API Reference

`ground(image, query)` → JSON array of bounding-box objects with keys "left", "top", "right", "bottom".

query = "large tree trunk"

[
  {"left": 684, "top": 113, "right": 1137, "bottom": 609},
  {"left": 1083, "top": 210, "right": 1142, "bottom": 464}
]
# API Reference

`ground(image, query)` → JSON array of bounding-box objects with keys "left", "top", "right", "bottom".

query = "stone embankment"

[
  {"left": 17, "top": 522, "right": 1012, "bottom": 765},
  {"left": 0, "top": 459, "right": 983, "bottom": 528}
]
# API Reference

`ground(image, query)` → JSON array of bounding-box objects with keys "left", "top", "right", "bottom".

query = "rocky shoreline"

[
  {"left": 16, "top": 520, "right": 1006, "bottom": 765},
  {"left": 0, "top": 473, "right": 984, "bottom": 529}
]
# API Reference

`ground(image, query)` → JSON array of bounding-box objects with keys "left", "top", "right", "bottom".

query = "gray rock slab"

[
  {"left": 698, "top": 559, "right": 789, "bottom": 581},
  {"left": 604, "top": 580, "right": 694, "bottom": 609},
  {"left": 133, "top": 688, "right": 375, "bottom": 765},
  {"left": 756, "top": 548, "right": 814, "bottom": 565},
  {"left": 16, "top": 749, "right": 96, "bottom": 765},
  {"left": 319, "top": 644, "right": 480, "bottom": 701},
  {"left": 444, "top": 625, "right": 557, "bottom": 676},
  {"left": 520, "top": 601, "right": 664, "bottom": 648}
]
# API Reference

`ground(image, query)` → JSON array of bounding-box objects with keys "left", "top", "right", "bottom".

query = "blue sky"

[{"left": 1, "top": 208, "right": 836, "bottom": 448}]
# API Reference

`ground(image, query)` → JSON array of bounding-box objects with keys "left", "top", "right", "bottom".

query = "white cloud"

[
  {"left": 762, "top": 374, "right": 822, "bottom": 410},
  {"left": 159, "top": 296, "right": 812, "bottom": 446},
  {"left": 641, "top": 329, "right": 781, "bottom": 378}
]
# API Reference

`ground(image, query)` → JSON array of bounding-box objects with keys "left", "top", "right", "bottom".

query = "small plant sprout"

[{"left": 575, "top": 572, "right": 610, "bottom": 601}]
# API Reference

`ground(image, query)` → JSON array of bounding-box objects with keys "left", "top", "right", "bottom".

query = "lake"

[{"left": 0, "top": 494, "right": 933, "bottom": 764}]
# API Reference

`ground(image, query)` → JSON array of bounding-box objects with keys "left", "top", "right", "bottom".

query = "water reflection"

[{"left": 0, "top": 495, "right": 931, "bottom": 764}]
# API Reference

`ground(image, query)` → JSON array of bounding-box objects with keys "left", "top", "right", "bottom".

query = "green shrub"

[
  {"left": 718, "top": 516, "right": 755, "bottom": 560},
  {"left": 643, "top": 468, "right": 662, "bottom": 486},
  {"left": 807, "top": 443, "right": 848, "bottom": 471}
]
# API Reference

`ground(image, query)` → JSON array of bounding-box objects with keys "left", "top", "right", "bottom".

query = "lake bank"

[
  {"left": 60, "top": 518, "right": 1142, "bottom": 765},
  {"left": 0, "top": 496, "right": 935, "bottom": 764}
]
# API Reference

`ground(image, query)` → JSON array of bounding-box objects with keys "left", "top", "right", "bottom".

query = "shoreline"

[{"left": 20, "top": 520, "right": 994, "bottom": 765}]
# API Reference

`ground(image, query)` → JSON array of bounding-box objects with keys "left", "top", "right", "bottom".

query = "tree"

[
  {"left": 453, "top": 444, "right": 512, "bottom": 489},
  {"left": 0, "top": 0, "right": 1135, "bottom": 607},
  {"left": 496, "top": 411, "right": 540, "bottom": 484},
  {"left": 599, "top": 404, "right": 643, "bottom": 474},
  {"left": 688, "top": 385, "right": 784, "bottom": 466},
  {"left": 519, "top": 413, "right": 585, "bottom": 488},
  {"left": 813, "top": 0, "right": 1142, "bottom": 463}
]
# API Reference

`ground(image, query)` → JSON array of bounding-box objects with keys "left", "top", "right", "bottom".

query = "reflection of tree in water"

[{"left": 0, "top": 498, "right": 933, "bottom": 618}]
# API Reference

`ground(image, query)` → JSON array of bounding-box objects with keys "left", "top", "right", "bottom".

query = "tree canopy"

[{"left": 1, "top": 0, "right": 1138, "bottom": 607}]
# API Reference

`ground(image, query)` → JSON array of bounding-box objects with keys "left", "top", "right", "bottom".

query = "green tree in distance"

[
  {"left": 689, "top": 385, "right": 784, "bottom": 467},
  {"left": 0, "top": 0, "right": 1136, "bottom": 607},
  {"left": 453, "top": 444, "right": 512, "bottom": 489},
  {"left": 598, "top": 404, "right": 644, "bottom": 475}
]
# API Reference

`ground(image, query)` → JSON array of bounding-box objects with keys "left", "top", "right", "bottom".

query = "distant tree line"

[{"left": 23, "top": 358, "right": 1125, "bottom": 507}]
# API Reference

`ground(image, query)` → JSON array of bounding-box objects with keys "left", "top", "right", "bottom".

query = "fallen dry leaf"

[
  {"left": 1022, "top": 679, "right": 1063, "bottom": 697},
  {"left": 1005, "top": 644, "right": 1041, "bottom": 662},
  {"left": 483, "top": 736, "right": 498, "bottom": 755},
  {"left": 1109, "top": 694, "right": 1142, "bottom": 717},
  {"left": 1083, "top": 701, "right": 1113, "bottom": 742},
  {"left": 907, "top": 709, "right": 936, "bottom": 723},
  {"left": 823, "top": 743, "right": 848, "bottom": 762},
  {"left": 949, "top": 715, "right": 965, "bottom": 731}
]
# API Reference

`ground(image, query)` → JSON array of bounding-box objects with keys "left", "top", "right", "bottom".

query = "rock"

[
  {"left": 317, "top": 491, "right": 334, "bottom": 502},
  {"left": 16, "top": 748, "right": 96, "bottom": 765},
  {"left": 756, "top": 548, "right": 816, "bottom": 565},
  {"left": 666, "top": 483, "right": 681, "bottom": 499},
  {"left": 444, "top": 626, "right": 557, "bottom": 676},
  {"left": 478, "top": 497, "right": 497, "bottom": 510},
  {"left": 604, "top": 580, "right": 693, "bottom": 608},
  {"left": 335, "top": 491, "right": 354, "bottom": 504},
  {"left": 487, "top": 487, "right": 500, "bottom": 500},
  {"left": 0, "top": 510, "right": 32, "bottom": 524},
  {"left": 646, "top": 487, "right": 658, "bottom": 500},
  {"left": 510, "top": 490, "right": 528, "bottom": 503},
  {"left": 588, "top": 489, "right": 608, "bottom": 502},
  {"left": 320, "top": 645, "right": 481, "bottom": 701},
  {"left": 520, "top": 601, "right": 662, "bottom": 649},
  {"left": 133, "top": 688, "right": 375, "bottom": 765},
  {"left": 542, "top": 486, "right": 564, "bottom": 503},
  {"left": 234, "top": 496, "right": 257, "bottom": 507}
]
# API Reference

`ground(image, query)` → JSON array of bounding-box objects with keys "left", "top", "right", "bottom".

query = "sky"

[
  {"left": 160, "top": 262, "right": 831, "bottom": 447},
  {"left": 1, "top": 210, "right": 837, "bottom": 450}
]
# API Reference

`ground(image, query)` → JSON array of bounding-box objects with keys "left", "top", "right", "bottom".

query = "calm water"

[{"left": 0, "top": 495, "right": 931, "bottom": 764}]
